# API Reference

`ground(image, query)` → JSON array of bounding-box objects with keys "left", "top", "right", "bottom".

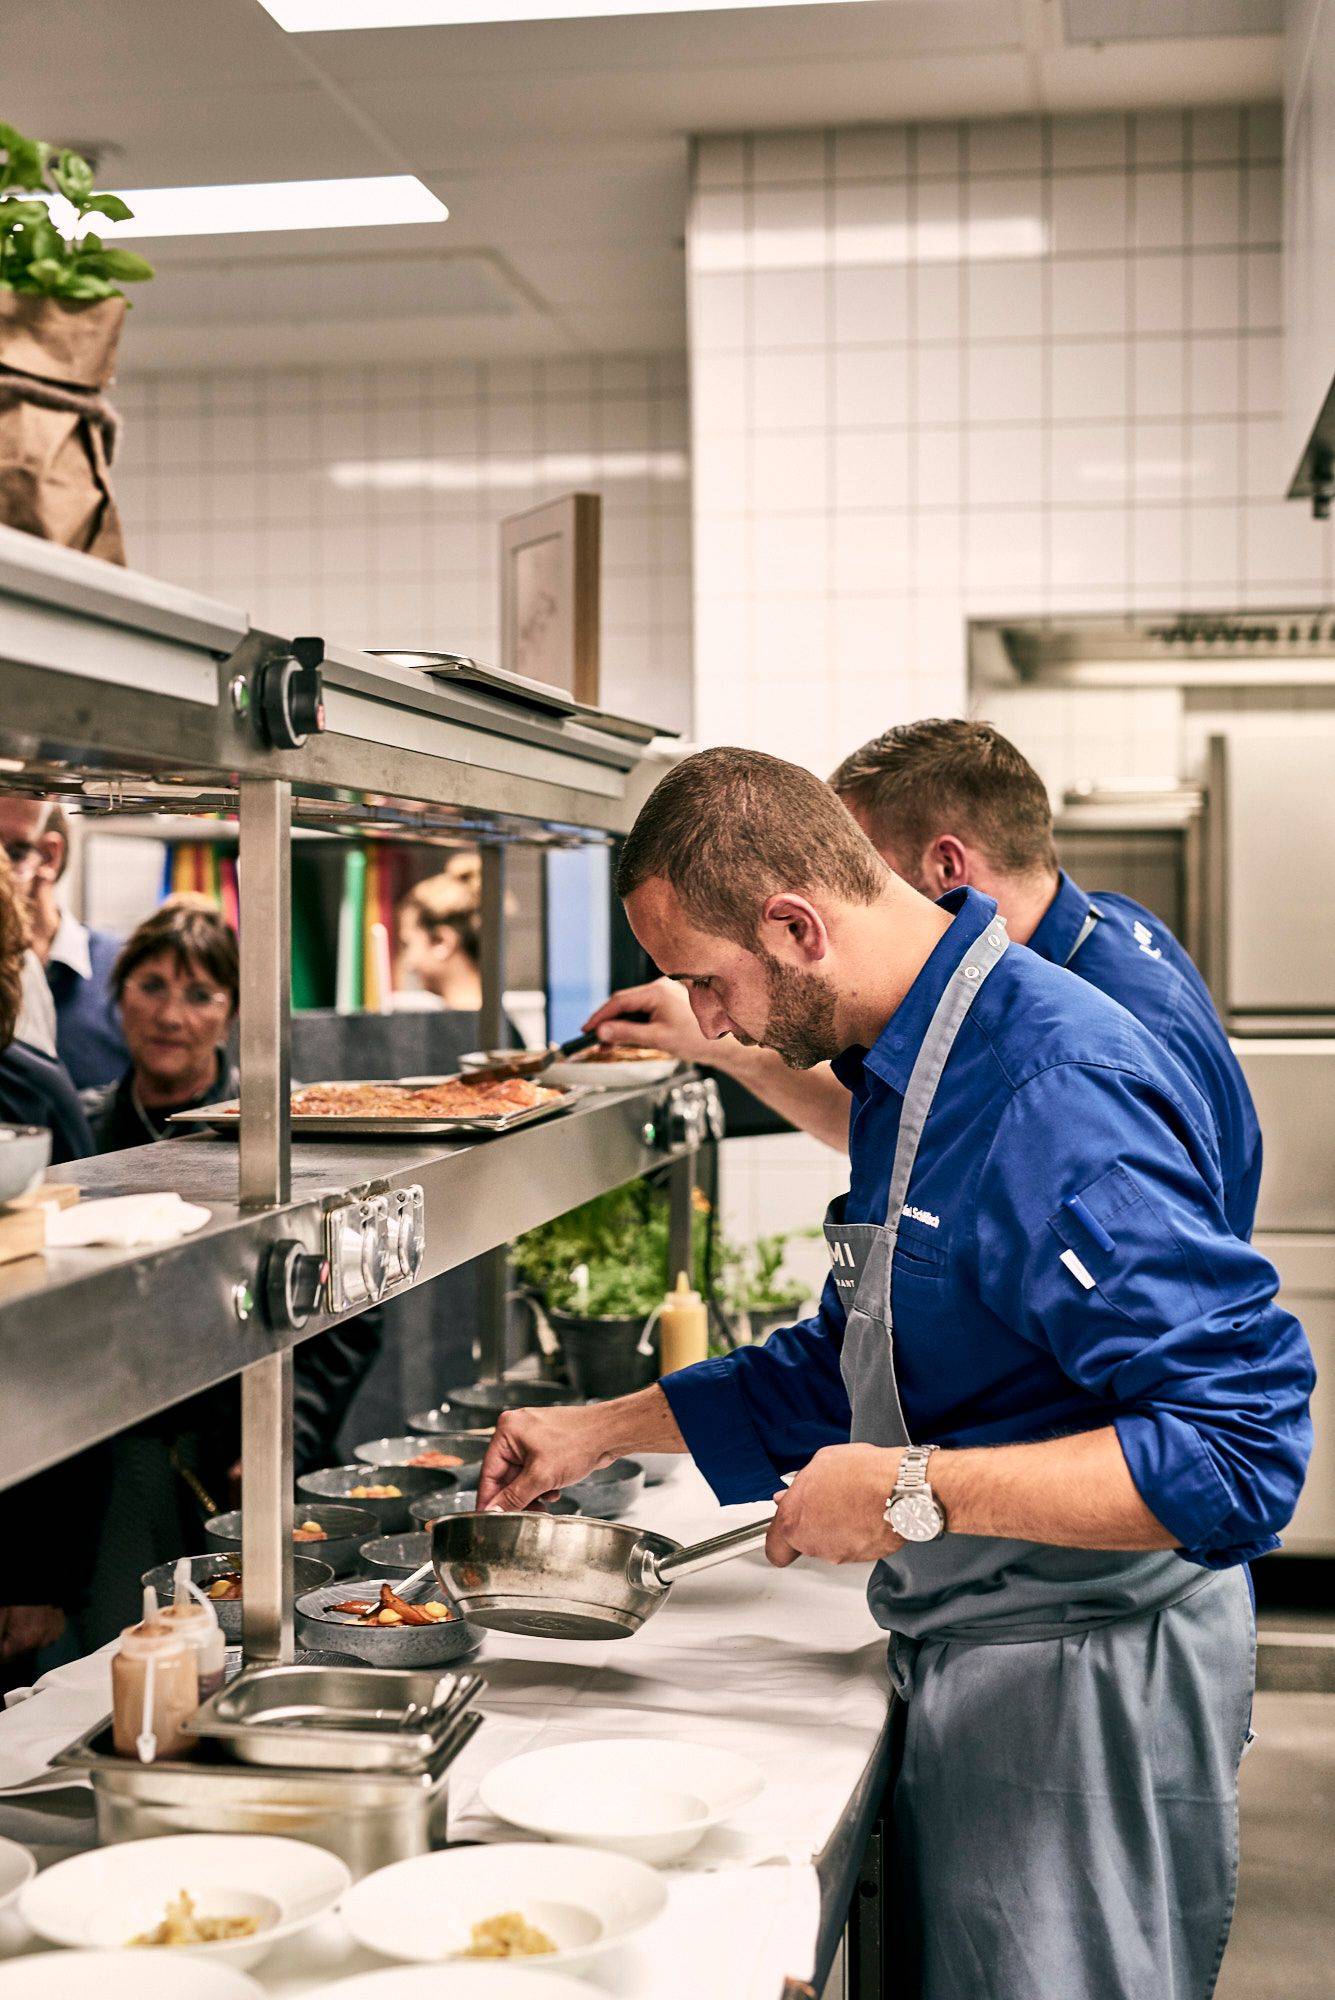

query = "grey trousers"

[{"left": 888, "top": 1567, "right": 1255, "bottom": 2000}]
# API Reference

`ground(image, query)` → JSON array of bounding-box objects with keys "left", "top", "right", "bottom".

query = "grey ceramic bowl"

[
  {"left": 447, "top": 1379, "right": 582, "bottom": 1423},
  {"left": 297, "top": 1462, "right": 453, "bottom": 1535},
  {"left": 296, "top": 1578, "right": 481, "bottom": 1667},
  {"left": 403, "top": 1404, "right": 466, "bottom": 1437},
  {"left": 353, "top": 1434, "right": 487, "bottom": 1487},
  {"left": 563, "top": 1458, "right": 646, "bottom": 1519},
  {"left": 142, "top": 1552, "right": 334, "bottom": 1642},
  {"left": 358, "top": 1530, "right": 432, "bottom": 1578},
  {"left": 205, "top": 1504, "right": 375, "bottom": 1579},
  {"left": 408, "top": 1489, "right": 579, "bottom": 1529}
]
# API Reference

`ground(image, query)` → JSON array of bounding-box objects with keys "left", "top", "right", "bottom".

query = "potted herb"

[
  {"left": 722, "top": 1231, "right": 812, "bottom": 1345},
  {"left": 0, "top": 123, "right": 154, "bottom": 561},
  {"left": 513, "top": 1180, "right": 711, "bottom": 1398}
]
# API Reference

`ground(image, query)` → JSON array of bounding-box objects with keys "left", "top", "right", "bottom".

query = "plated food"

[
  {"left": 348, "top": 1482, "right": 401, "bottom": 1500},
  {"left": 292, "top": 1520, "right": 328, "bottom": 1542},
  {"left": 205, "top": 1505, "right": 373, "bottom": 1579},
  {"left": 331, "top": 1582, "right": 455, "bottom": 1627},
  {"left": 575, "top": 1043, "right": 673, "bottom": 1064},
  {"left": 409, "top": 1447, "right": 463, "bottom": 1470},
  {"left": 142, "top": 1554, "right": 335, "bottom": 1641},
  {"left": 298, "top": 1460, "right": 447, "bottom": 1533},
  {"left": 289, "top": 1076, "right": 560, "bottom": 1119},
  {"left": 131, "top": 1888, "right": 260, "bottom": 1948},
  {"left": 460, "top": 1910, "right": 557, "bottom": 1959},
  {"left": 542, "top": 1045, "right": 679, "bottom": 1091},
  {"left": 296, "top": 1579, "right": 480, "bottom": 1667}
]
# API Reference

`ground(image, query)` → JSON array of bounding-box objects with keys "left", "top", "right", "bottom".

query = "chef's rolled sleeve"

[
  {"left": 975, "top": 1062, "right": 1314, "bottom": 1568},
  {"left": 661, "top": 1274, "right": 852, "bottom": 1505}
]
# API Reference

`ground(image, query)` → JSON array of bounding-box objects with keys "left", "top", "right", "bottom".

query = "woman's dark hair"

[
  {"left": 112, "top": 895, "right": 240, "bottom": 1015},
  {"left": 0, "top": 848, "right": 29, "bottom": 1049}
]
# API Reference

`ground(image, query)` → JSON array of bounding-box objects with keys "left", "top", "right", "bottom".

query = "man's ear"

[
  {"left": 759, "top": 893, "right": 829, "bottom": 965},
  {"left": 925, "top": 834, "right": 970, "bottom": 893},
  {"left": 35, "top": 828, "right": 65, "bottom": 887}
]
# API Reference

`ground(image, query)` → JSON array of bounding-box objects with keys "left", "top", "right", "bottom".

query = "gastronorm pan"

[
  {"left": 188, "top": 1662, "right": 483, "bottom": 1773},
  {"left": 167, "top": 1079, "right": 578, "bottom": 1138}
]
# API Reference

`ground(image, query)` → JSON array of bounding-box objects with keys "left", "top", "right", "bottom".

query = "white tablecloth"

[{"left": 0, "top": 1468, "right": 890, "bottom": 1996}]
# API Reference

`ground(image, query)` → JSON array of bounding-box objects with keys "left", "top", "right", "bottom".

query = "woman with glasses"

[{"left": 80, "top": 893, "right": 238, "bottom": 1148}]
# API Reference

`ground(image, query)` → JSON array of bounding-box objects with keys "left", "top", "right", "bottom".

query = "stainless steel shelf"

[
  {"left": 0, "top": 1082, "right": 693, "bottom": 1495},
  {"left": 0, "top": 524, "right": 666, "bottom": 842}
]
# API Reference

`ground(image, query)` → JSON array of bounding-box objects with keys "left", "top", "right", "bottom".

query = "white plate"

[
  {"left": 478, "top": 1737, "right": 765, "bottom": 1865},
  {"left": 0, "top": 1954, "right": 262, "bottom": 1999},
  {"left": 633, "top": 1451, "right": 684, "bottom": 1486},
  {"left": 542, "top": 1055, "right": 678, "bottom": 1091},
  {"left": 305, "top": 1969, "right": 594, "bottom": 1999},
  {"left": 341, "top": 1842, "right": 667, "bottom": 1971},
  {"left": 0, "top": 1834, "right": 34, "bottom": 1912},
  {"left": 19, "top": 1832, "right": 350, "bottom": 1971}
]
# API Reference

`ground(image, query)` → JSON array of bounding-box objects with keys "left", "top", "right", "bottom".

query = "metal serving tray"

[
  {"left": 53, "top": 1711, "right": 482, "bottom": 1877},
  {"left": 168, "top": 1079, "right": 578, "bottom": 1138},
  {"left": 188, "top": 1662, "right": 483, "bottom": 1773}
]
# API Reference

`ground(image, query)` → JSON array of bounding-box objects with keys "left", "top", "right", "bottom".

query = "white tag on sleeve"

[{"left": 1060, "top": 1248, "right": 1097, "bottom": 1291}]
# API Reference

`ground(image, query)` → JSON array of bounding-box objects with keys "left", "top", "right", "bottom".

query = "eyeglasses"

[{"left": 122, "top": 972, "right": 231, "bottom": 1014}]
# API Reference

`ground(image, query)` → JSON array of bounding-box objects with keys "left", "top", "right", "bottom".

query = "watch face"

[{"left": 890, "top": 1491, "right": 944, "bottom": 1542}]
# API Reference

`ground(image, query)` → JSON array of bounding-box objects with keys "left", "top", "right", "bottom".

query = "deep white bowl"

[
  {"left": 341, "top": 1841, "right": 667, "bottom": 1971},
  {"left": 0, "top": 1955, "right": 262, "bottom": 1999},
  {"left": 0, "top": 1833, "right": 34, "bottom": 1913},
  {"left": 543, "top": 1054, "right": 678, "bottom": 1091},
  {"left": 304, "top": 1969, "right": 594, "bottom": 2000},
  {"left": 478, "top": 1736, "right": 765, "bottom": 1865},
  {"left": 633, "top": 1451, "right": 685, "bottom": 1486},
  {"left": 18, "top": 1832, "right": 350, "bottom": 1971}
]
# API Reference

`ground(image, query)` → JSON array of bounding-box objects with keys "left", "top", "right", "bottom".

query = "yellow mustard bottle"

[{"left": 658, "top": 1270, "right": 708, "bottom": 1375}]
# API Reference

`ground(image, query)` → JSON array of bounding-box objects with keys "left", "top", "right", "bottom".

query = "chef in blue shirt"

[
  {"left": 480, "top": 746, "right": 1313, "bottom": 2000},
  {"left": 588, "top": 717, "right": 1261, "bottom": 1241}
]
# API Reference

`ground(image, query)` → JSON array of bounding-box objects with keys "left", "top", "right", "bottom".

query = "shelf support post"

[
  {"left": 238, "top": 775, "right": 294, "bottom": 1664},
  {"left": 478, "top": 843, "right": 512, "bottom": 1378}
]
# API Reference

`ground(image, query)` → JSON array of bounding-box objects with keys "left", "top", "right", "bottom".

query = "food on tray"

[
  {"left": 205, "top": 1571, "right": 243, "bottom": 1602},
  {"left": 293, "top": 1520, "right": 328, "bottom": 1542},
  {"left": 409, "top": 1449, "right": 463, "bottom": 1469},
  {"left": 349, "top": 1482, "right": 402, "bottom": 1500},
  {"left": 576, "top": 1043, "right": 672, "bottom": 1064},
  {"left": 331, "top": 1581, "right": 455, "bottom": 1627},
  {"left": 130, "top": 1888, "right": 260, "bottom": 1948},
  {"left": 288, "top": 1075, "right": 561, "bottom": 1119},
  {"left": 457, "top": 1910, "right": 557, "bottom": 1959}
]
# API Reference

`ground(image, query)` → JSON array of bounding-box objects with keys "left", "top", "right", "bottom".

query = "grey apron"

[{"left": 825, "top": 915, "right": 1254, "bottom": 2000}]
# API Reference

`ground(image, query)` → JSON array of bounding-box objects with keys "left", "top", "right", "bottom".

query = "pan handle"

[{"left": 647, "top": 1512, "right": 775, "bottom": 1589}]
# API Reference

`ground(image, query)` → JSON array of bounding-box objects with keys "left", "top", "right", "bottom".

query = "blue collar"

[
  {"left": 1027, "top": 870, "right": 1093, "bottom": 968},
  {"left": 832, "top": 886, "right": 1000, "bottom": 1100}
]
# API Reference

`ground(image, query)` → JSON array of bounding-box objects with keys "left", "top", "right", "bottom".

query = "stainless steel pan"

[{"left": 431, "top": 1508, "right": 773, "bottom": 1641}]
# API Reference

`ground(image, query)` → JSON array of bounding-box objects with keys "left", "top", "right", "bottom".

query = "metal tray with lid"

[{"left": 187, "top": 1662, "right": 484, "bottom": 1773}]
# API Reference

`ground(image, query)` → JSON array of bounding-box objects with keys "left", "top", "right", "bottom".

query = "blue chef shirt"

[
  {"left": 663, "top": 888, "right": 1312, "bottom": 1569},
  {"left": 1028, "top": 872, "right": 1261, "bottom": 1240}
]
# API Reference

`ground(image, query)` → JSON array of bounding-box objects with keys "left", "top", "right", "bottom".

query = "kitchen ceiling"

[{"left": 10, "top": 0, "right": 1281, "bottom": 366}]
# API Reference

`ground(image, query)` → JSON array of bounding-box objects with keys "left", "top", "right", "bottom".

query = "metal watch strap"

[{"left": 885, "top": 1443, "right": 938, "bottom": 1518}]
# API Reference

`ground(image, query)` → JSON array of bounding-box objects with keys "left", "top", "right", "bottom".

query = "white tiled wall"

[
  {"left": 112, "top": 355, "right": 693, "bottom": 733},
  {"left": 688, "top": 103, "right": 1330, "bottom": 789},
  {"left": 688, "top": 103, "right": 1335, "bottom": 1268}
]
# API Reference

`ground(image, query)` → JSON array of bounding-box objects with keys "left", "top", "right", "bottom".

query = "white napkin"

[{"left": 45, "top": 1193, "right": 211, "bottom": 1248}]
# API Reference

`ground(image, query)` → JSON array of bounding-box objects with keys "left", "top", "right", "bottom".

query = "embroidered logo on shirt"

[
  {"left": 1132, "top": 919, "right": 1162, "bottom": 961},
  {"left": 903, "top": 1205, "right": 940, "bottom": 1228}
]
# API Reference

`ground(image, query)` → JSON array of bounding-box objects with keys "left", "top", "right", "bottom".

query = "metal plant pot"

[{"left": 547, "top": 1306, "right": 658, "bottom": 1400}]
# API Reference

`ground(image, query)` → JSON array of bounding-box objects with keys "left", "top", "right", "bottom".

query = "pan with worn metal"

[{"left": 430, "top": 1508, "right": 774, "bottom": 1641}]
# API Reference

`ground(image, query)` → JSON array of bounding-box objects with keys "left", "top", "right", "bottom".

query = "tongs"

[{"left": 463, "top": 1029, "right": 599, "bottom": 1086}]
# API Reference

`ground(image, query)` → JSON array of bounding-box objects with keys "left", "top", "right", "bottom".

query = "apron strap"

[
  {"left": 884, "top": 915, "right": 1011, "bottom": 1231},
  {"left": 1063, "top": 904, "right": 1102, "bottom": 968}
]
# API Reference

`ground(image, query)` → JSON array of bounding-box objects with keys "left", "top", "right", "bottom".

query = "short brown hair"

[
  {"left": 402, "top": 870, "right": 482, "bottom": 966},
  {"left": 0, "top": 849, "right": 29, "bottom": 1049},
  {"left": 112, "top": 895, "right": 240, "bottom": 1014},
  {"left": 830, "top": 718, "right": 1057, "bottom": 877},
  {"left": 616, "top": 746, "right": 889, "bottom": 947}
]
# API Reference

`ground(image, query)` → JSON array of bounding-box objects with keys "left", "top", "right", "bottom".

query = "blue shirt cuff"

[
  {"left": 1114, "top": 1408, "right": 1239, "bottom": 1564},
  {"left": 661, "top": 1357, "right": 785, "bottom": 1506}
]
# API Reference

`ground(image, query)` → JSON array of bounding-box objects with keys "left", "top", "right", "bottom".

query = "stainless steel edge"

[{"left": 0, "top": 1081, "right": 700, "bottom": 1493}]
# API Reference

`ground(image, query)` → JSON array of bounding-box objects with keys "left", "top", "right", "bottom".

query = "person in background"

[
  {"left": 0, "top": 846, "right": 97, "bottom": 1689},
  {"left": 590, "top": 718, "right": 1262, "bottom": 1242},
  {"left": 78, "top": 896, "right": 381, "bottom": 1640},
  {"left": 395, "top": 866, "right": 484, "bottom": 1012},
  {"left": 0, "top": 796, "right": 128, "bottom": 1088}
]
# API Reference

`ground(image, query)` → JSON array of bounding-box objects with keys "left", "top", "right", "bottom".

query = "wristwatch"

[{"left": 886, "top": 1444, "right": 946, "bottom": 1543}]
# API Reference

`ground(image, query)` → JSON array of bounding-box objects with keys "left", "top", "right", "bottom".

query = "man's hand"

[
  {"left": 476, "top": 1405, "right": 624, "bottom": 1513},
  {"left": 0, "top": 1603, "right": 66, "bottom": 1663},
  {"left": 584, "top": 978, "right": 714, "bottom": 1065},
  {"left": 765, "top": 1445, "right": 905, "bottom": 1568}
]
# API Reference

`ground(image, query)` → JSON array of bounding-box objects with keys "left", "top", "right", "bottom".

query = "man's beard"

[{"left": 755, "top": 951, "right": 842, "bottom": 1069}]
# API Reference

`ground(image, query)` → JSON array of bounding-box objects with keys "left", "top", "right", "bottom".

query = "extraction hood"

[{"left": 971, "top": 610, "right": 1335, "bottom": 692}]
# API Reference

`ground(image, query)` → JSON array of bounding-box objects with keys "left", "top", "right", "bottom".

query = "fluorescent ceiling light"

[
  {"left": 328, "top": 449, "right": 688, "bottom": 491},
  {"left": 262, "top": 0, "right": 875, "bottom": 26},
  {"left": 50, "top": 175, "right": 446, "bottom": 239}
]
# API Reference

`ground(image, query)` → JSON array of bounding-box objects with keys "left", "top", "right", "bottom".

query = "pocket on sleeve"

[{"left": 1046, "top": 1163, "right": 1203, "bottom": 1328}]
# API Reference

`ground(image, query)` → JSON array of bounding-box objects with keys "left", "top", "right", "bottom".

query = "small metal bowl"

[
  {"left": 358, "top": 1530, "right": 432, "bottom": 1578},
  {"left": 297, "top": 1462, "right": 453, "bottom": 1535},
  {"left": 447, "top": 1379, "right": 583, "bottom": 1423},
  {"left": 408, "top": 1489, "right": 578, "bottom": 1529},
  {"left": 296, "top": 1578, "right": 481, "bottom": 1667},
  {"left": 406, "top": 1406, "right": 488, "bottom": 1439},
  {"left": 206, "top": 1504, "right": 376, "bottom": 1579},
  {"left": 353, "top": 1434, "right": 487, "bottom": 1487},
  {"left": 143, "top": 1552, "right": 334, "bottom": 1641},
  {"left": 564, "top": 1458, "right": 647, "bottom": 1520}
]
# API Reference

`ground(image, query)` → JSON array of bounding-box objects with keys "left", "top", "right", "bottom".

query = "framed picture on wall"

[{"left": 499, "top": 491, "right": 601, "bottom": 706}]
